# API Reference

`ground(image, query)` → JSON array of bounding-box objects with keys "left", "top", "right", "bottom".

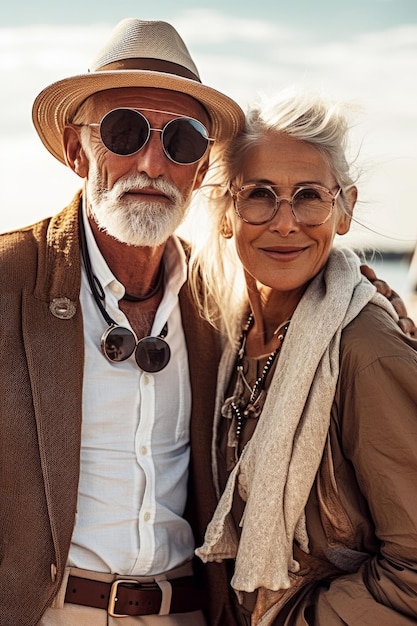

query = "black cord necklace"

[
  {"left": 78, "top": 202, "right": 171, "bottom": 372},
  {"left": 122, "top": 263, "right": 164, "bottom": 302},
  {"left": 231, "top": 313, "right": 290, "bottom": 440}
]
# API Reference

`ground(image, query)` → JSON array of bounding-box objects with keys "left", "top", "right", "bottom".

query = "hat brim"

[{"left": 32, "top": 70, "right": 245, "bottom": 165}]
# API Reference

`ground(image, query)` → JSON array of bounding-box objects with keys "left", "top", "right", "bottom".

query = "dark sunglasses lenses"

[
  {"left": 101, "top": 325, "right": 170, "bottom": 373},
  {"left": 162, "top": 117, "right": 209, "bottom": 164},
  {"left": 99, "top": 109, "right": 209, "bottom": 164},
  {"left": 135, "top": 336, "right": 171, "bottom": 372},
  {"left": 101, "top": 326, "right": 136, "bottom": 362}
]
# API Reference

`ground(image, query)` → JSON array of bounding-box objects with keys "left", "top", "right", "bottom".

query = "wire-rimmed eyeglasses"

[{"left": 231, "top": 183, "right": 342, "bottom": 227}]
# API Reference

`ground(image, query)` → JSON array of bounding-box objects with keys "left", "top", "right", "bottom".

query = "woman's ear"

[
  {"left": 220, "top": 213, "right": 233, "bottom": 239},
  {"left": 337, "top": 186, "right": 357, "bottom": 235},
  {"left": 63, "top": 126, "right": 89, "bottom": 178}
]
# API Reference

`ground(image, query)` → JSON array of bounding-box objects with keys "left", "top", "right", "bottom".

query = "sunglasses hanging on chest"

[{"left": 79, "top": 203, "right": 171, "bottom": 373}]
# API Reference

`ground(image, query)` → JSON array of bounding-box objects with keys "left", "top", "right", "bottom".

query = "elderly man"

[{"left": 0, "top": 18, "right": 244, "bottom": 626}]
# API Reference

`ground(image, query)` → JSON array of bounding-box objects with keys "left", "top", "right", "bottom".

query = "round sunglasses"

[
  {"left": 84, "top": 107, "right": 214, "bottom": 164},
  {"left": 101, "top": 323, "right": 170, "bottom": 372}
]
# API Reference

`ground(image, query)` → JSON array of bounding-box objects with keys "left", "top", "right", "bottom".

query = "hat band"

[{"left": 95, "top": 58, "right": 201, "bottom": 82}]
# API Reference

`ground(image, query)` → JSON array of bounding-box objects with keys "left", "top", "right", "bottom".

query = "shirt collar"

[{"left": 81, "top": 200, "right": 188, "bottom": 303}]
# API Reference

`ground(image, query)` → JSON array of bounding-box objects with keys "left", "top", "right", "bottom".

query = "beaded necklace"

[{"left": 231, "top": 313, "right": 290, "bottom": 440}]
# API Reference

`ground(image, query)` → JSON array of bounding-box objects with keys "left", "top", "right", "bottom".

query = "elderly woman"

[{"left": 191, "top": 90, "right": 417, "bottom": 625}]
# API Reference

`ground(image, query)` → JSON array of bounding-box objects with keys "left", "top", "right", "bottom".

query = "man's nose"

[{"left": 134, "top": 130, "right": 167, "bottom": 179}]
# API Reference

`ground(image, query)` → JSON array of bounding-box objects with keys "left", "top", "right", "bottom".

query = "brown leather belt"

[{"left": 64, "top": 574, "right": 204, "bottom": 617}]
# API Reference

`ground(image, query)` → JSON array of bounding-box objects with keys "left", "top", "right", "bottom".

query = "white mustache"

[{"left": 111, "top": 174, "right": 181, "bottom": 204}]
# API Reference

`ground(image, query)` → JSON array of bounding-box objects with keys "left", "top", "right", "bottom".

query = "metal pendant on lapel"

[{"left": 49, "top": 297, "right": 77, "bottom": 320}]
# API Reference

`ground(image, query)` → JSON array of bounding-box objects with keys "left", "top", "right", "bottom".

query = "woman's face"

[{"left": 230, "top": 133, "right": 355, "bottom": 296}]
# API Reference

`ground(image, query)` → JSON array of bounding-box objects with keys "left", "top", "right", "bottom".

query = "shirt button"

[
  {"left": 111, "top": 282, "right": 123, "bottom": 296},
  {"left": 144, "top": 512, "right": 151, "bottom": 522},
  {"left": 115, "top": 313, "right": 125, "bottom": 323},
  {"left": 140, "top": 446, "right": 148, "bottom": 456},
  {"left": 143, "top": 374, "right": 150, "bottom": 385}
]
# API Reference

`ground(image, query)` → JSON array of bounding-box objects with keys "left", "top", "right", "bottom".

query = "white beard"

[{"left": 86, "top": 167, "right": 189, "bottom": 247}]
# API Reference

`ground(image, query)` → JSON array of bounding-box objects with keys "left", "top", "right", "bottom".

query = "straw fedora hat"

[{"left": 32, "top": 17, "right": 245, "bottom": 165}]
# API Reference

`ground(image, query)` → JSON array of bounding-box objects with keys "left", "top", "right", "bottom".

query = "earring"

[{"left": 220, "top": 215, "right": 233, "bottom": 239}]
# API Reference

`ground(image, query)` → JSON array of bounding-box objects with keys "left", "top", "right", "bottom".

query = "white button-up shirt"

[{"left": 68, "top": 210, "right": 193, "bottom": 575}]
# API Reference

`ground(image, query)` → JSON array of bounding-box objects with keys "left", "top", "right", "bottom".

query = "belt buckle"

[{"left": 108, "top": 579, "right": 137, "bottom": 618}]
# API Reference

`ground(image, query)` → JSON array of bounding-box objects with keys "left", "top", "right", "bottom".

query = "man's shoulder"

[
  {"left": 0, "top": 216, "right": 50, "bottom": 270},
  {"left": 0, "top": 193, "right": 81, "bottom": 268},
  {"left": 0, "top": 215, "right": 51, "bottom": 243}
]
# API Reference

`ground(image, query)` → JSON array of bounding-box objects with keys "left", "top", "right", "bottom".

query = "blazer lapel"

[{"left": 21, "top": 194, "right": 85, "bottom": 569}]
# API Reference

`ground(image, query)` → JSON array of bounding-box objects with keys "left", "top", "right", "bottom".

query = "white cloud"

[{"left": 175, "top": 8, "right": 296, "bottom": 43}]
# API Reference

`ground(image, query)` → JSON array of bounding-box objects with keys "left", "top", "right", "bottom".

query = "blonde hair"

[{"left": 189, "top": 88, "right": 358, "bottom": 343}]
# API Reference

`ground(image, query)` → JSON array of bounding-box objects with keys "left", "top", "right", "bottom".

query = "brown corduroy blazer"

[{"left": 0, "top": 192, "right": 237, "bottom": 626}]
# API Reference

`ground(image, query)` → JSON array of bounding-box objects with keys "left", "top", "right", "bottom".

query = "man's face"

[{"left": 69, "top": 87, "right": 211, "bottom": 246}]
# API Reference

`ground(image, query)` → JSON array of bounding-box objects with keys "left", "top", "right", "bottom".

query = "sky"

[{"left": 1, "top": 0, "right": 417, "bottom": 259}]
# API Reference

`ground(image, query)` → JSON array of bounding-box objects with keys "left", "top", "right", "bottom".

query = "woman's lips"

[{"left": 260, "top": 246, "right": 307, "bottom": 261}]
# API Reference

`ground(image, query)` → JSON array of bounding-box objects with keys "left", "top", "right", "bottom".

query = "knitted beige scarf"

[{"left": 196, "top": 248, "right": 397, "bottom": 593}]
